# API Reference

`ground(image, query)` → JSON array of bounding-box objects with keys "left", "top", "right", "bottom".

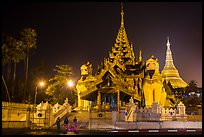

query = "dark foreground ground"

[{"left": 2, "top": 128, "right": 202, "bottom": 135}]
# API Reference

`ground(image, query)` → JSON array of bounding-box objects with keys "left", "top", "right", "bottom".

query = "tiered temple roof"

[
  {"left": 76, "top": 4, "right": 145, "bottom": 107},
  {"left": 108, "top": 4, "right": 136, "bottom": 67}
]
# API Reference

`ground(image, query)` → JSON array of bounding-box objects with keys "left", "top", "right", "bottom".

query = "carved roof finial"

[
  {"left": 121, "top": 3, "right": 124, "bottom": 28},
  {"left": 139, "top": 50, "right": 142, "bottom": 62}
]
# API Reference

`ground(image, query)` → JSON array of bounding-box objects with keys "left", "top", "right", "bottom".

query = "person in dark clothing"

[
  {"left": 73, "top": 117, "right": 77, "bottom": 129},
  {"left": 72, "top": 117, "right": 78, "bottom": 134},
  {"left": 56, "top": 117, "right": 61, "bottom": 133},
  {"left": 64, "top": 116, "right": 68, "bottom": 125},
  {"left": 63, "top": 116, "right": 69, "bottom": 131}
]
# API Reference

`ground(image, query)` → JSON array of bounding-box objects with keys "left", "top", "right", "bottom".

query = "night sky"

[{"left": 2, "top": 2, "right": 202, "bottom": 87}]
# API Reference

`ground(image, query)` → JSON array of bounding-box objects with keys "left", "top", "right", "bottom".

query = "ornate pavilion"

[{"left": 76, "top": 4, "right": 188, "bottom": 110}]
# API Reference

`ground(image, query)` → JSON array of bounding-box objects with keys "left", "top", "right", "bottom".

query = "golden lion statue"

[{"left": 143, "top": 55, "right": 166, "bottom": 108}]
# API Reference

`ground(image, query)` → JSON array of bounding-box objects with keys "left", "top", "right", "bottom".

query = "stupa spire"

[
  {"left": 162, "top": 37, "right": 188, "bottom": 88},
  {"left": 167, "top": 36, "right": 170, "bottom": 48},
  {"left": 164, "top": 36, "right": 175, "bottom": 69}
]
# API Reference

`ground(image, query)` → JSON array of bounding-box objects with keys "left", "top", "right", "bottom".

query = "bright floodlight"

[
  {"left": 39, "top": 81, "right": 45, "bottom": 87},
  {"left": 68, "top": 80, "right": 74, "bottom": 87}
]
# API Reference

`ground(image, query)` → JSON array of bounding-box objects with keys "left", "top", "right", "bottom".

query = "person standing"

[
  {"left": 73, "top": 117, "right": 77, "bottom": 130},
  {"left": 56, "top": 117, "right": 61, "bottom": 133},
  {"left": 64, "top": 116, "right": 69, "bottom": 131}
]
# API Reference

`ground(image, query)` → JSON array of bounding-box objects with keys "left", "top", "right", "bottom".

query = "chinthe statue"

[{"left": 143, "top": 55, "right": 167, "bottom": 108}]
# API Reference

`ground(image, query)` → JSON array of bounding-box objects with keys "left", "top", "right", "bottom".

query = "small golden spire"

[
  {"left": 139, "top": 50, "right": 142, "bottom": 62},
  {"left": 121, "top": 3, "right": 124, "bottom": 28}
]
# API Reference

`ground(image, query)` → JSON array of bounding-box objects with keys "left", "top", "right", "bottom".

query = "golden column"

[
  {"left": 117, "top": 90, "right": 120, "bottom": 111},
  {"left": 97, "top": 91, "right": 101, "bottom": 108},
  {"left": 77, "top": 91, "right": 81, "bottom": 108}
]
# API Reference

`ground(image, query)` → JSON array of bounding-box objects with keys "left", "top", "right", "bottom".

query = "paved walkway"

[
  {"left": 2, "top": 110, "right": 202, "bottom": 135},
  {"left": 2, "top": 128, "right": 202, "bottom": 135}
]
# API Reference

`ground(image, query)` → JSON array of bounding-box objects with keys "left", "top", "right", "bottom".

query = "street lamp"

[
  {"left": 34, "top": 81, "right": 45, "bottom": 110},
  {"left": 67, "top": 79, "right": 74, "bottom": 95},
  {"left": 67, "top": 80, "right": 74, "bottom": 87},
  {"left": 67, "top": 79, "right": 75, "bottom": 105}
]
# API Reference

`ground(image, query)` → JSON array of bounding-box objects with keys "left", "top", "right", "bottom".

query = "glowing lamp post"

[
  {"left": 67, "top": 80, "right": 74, "bottom": 87},
  {"left": 67, "top": 80, "right": 74, "bottom": 103},
  {"left": 34, "top": 81, "right": 45, "bottom": 109}
]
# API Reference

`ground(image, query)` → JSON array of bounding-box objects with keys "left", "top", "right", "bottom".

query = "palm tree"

[
  {"left": 2, "top": 34, "right": 26, "bottom": 102},
  {"left": 10, "top": 38, "right": 25, "bottom": 101},
  {"left": 2, "top": 34, "right": 14, "bottom": 101},
  {"left": 2, "top": 34, "right": 12, "bottom": 86},
  {"left": 2, "top": 34, "right": 12, "bottom": 102},
  {"left": 20, "top": 28, "right": 37, "bottom": 103}
]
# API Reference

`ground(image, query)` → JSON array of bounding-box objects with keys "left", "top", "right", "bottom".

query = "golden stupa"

[{"left": 161, "top": 37, "right": 188, "bottom": 88}]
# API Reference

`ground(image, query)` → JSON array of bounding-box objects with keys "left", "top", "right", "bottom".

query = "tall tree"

[
  {"left": 20, "top": 28, "right": 37, "bottom": 103},
  {"left": 10, "top": 38, "right": 25, "bottom": 101},
  {"left": 45, "top": 65, "right": 75, "bottom": 105},
  {"left": 2, "top": 34, "right": 11, "bottom": 101},
  {"left": 2, "top": 34, "right": 25, "bottom": 102},
  {"left": 2, "top": 34, "right": 12, "bottom": 94},
  {"left": 2, "top": 34, "right": 11, "bottom": 66}
]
